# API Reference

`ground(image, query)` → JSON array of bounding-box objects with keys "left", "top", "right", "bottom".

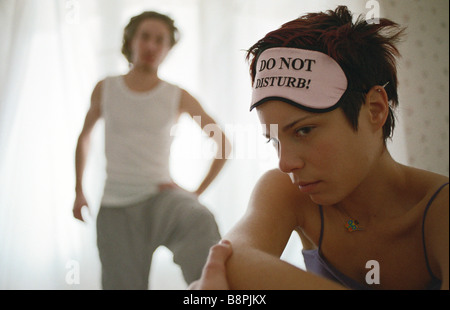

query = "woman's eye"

[{"left": 295, "top": 126, "right": 314, "bottom": 137}]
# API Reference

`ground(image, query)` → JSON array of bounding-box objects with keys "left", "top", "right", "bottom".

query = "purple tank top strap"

[
  {"left": 318, "top": 205, "right": 324, "bottom": 248},
  {"left": 422, "top": 182, "right": 449, "bottom": 281}
]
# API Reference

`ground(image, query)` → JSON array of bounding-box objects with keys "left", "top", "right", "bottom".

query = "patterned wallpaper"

[{"left": 382, "top": 0, "right": 449, "bottom": 176}]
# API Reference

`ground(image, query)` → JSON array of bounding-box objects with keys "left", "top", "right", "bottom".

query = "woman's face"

[{"left": 257, "top": 100, "right": 376, "bottom": 206}]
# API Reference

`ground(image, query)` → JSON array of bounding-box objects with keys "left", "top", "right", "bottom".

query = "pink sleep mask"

[{"left": 250, "top": 48, "right": 348, "bottom": 112}]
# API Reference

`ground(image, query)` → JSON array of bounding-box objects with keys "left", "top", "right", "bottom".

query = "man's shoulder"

[
  {"left": 93, "top": 76, "right": 115, "bottom": 91},
  {"left": 158, "top": 78, "right": 181, "bottom": 90}
]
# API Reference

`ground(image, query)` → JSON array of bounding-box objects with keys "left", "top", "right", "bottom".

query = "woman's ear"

[{"left": 364, "top": 85, "right": 389, "bottom": 131}]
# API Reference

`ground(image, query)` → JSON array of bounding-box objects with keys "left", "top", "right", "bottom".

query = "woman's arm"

[{"left": 223, "top": 169, "right": 346, "bottom": 290}]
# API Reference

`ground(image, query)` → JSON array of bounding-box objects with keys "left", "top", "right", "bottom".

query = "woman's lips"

[
  {"left": 287, "top": 173, "right": 321, "bottom": 194},
  {"left": 298, "top": 181, "right": 321, "bottom": 193}
]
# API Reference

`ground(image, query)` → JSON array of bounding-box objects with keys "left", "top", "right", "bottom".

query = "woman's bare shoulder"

[
  {"left": 411, "top": 168, "right": 449, "bottom": 289},
  {"left": 248, "top": 169, "right": 314, "bottom": 227},
  {"left": 250, "top": 169, "right": 304, "bottom": 202},
  {"left": 403, "top": 165, "right": 449, "bottom": 198}
]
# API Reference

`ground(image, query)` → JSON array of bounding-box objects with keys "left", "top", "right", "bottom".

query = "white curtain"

[{"left": 0, "top": 0, "right": 447, "bottom": 290}]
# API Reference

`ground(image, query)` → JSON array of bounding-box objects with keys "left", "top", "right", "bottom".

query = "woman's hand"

[{"left": 188, "top": 240, "right": 233, "bottom": 290}]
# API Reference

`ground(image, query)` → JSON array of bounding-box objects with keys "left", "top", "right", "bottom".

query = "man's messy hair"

[{"left": 122, "top": 11, "right": 179, "bottom": 64}]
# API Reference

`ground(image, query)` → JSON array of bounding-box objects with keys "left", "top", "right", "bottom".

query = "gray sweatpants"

[{"left": 96, "top": 188, "right": 221, "bottom": 290}]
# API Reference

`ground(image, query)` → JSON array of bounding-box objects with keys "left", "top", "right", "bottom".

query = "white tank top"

[{"left": 100, "top": 75, "right": 181, "bottom": 206}]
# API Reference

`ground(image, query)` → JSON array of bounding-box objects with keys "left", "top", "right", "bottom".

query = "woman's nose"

[{"left": 278, "top": 143, "right": 304, "bottom": 173}]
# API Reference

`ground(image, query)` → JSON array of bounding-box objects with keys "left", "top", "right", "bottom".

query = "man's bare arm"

[
  {"left": 73, "top": 80, "right": 102, "bottom": 221},
  {"left": 178, "top": 89, "right": 231, "bottom": 196}
]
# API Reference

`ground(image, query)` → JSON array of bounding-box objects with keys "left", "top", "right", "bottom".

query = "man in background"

[{"left": 73, "top": 11, "right": 230, "bottom": 289}]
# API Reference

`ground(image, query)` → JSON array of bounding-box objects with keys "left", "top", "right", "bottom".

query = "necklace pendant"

[{"left": 345, "top": 219, "right": 363, "bottom": 232}]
